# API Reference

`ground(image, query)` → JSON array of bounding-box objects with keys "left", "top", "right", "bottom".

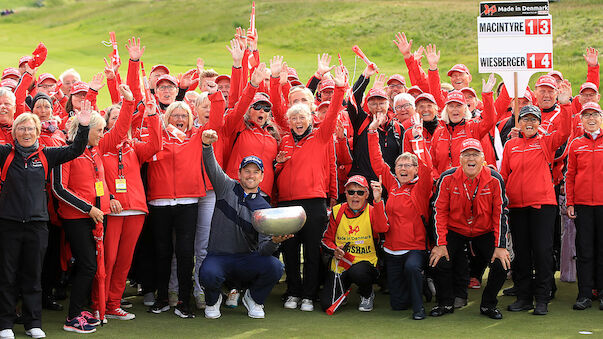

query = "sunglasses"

[
  {"left": 252, "top": 103, "right": 271, "bottom": 112},
  {"left": 346, "top": 190, "right": 366, "bottom": 196}
]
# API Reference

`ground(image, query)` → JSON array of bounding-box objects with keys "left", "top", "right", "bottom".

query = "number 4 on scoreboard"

[
  {"left": 525, "top": 18, "right": 551, "bottom": 35},
  {"left": 527, "top": 53, "right": 552, "bottom": 69}
]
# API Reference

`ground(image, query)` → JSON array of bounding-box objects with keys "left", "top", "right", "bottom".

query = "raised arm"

[
  {"left": 204, "top": 89, "right": 226, "bottom": 132},
  {"left": 545, "top": 80, "right": 573, "bottom": 151},
  {"left": 98, "top": 85, "right": 134, "bottom": 154},
  {"left": 317, "top": 66, "right": 346, "bottom": 143},
  {"left": 424, "top": 44, "right": 446, "bottom": 110},
  {"left": 269, "top": 56, "right": 289, "bottom": 131},
  {"left": 584, "top": 47, "right": 600, "bottom": 88},
  {"left": 394, "top": 32, "right": 429, "bottom": 93},
  {"left": 367, "top": 122, "right": 397, "bottom": 191},
  {"left": 471, "top": 74, "right": 497, "bottom": 139},
  {"left": 125, "top": 36, "right": 145, "bottom": 103},
  {"left": 202, "top": 129, "right": 233, "bottom": 198},
  {"left": 134, "top": 102, "right": 163, "bottom": 163}
]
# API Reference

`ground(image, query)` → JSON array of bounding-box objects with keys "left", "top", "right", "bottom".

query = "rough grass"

[{"left": 0, "top": 0, "right": 599, "bottom": 107}]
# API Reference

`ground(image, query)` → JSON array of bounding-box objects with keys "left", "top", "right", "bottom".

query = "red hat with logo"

[
  {"left": 579, "top": 102, "right": 603, "bottom": 115},
  {"left": 1, "top": 79, "right": 17, "bottom": 90},
  {"left": 445, "top": 91, "right": 467, "bottom": 105},
  {"left": 156, "top": 74, "right": 178, "bottom": 87},
  {"left": 287, "top": 67, "right": 299, "bottom": 80},
  {"left": 18, "top": 56, "right": 32, "bottom": 66},
  {"left": 460, "top": 138, "right": 483, "bottom": 153},
  {"left": 407, "top": 85, "right": 423, "bottom": 95},
  {"left": 523, "top": 90, "right": 533, "bottom": 103},
  {"left": 151, "top": 64, "right": 170, "bottom": 74},
  {"left": 535, "top": 75, "right": 558, "bottom": 90},
  {"left": 71, "top": 81, "right": 89, "bottom": 95},
  {"left": 215, "top": 74, "right": 230, "bottom": 83},
  {"left": 547, "top": 70, "right": 563, "bottom": 80},
  {"left": 460, "top": 87, "right": 477, "bottom": 98},
  {"left": 365, "top": 88, "right": 388, "bottom": 102},
  {"left": 345, "top": 175, "right": 369, "bottom": 190},
  {"left": 415, "top": 93, "right": 437, "bottom": 105},
  {"left": 580, "top": 82, "right": 599, "bottom": 94},
  {"left": 250, "top": 92, "right": 272, "bottom": 107},
  {"left": 447, "top": 64, "right": 471, "bottom": 76},
  {"left": 387, "top": 74, "right": 406, "bottom": 86},
  {"left": 1, "top": 68, "right": 19, "bottom": 80},
  {"left": 38, "top": 73, "right": 57, "bottom": 83},
  {"left": 319, "top": 79, "right": 335, "bottom": 92}
]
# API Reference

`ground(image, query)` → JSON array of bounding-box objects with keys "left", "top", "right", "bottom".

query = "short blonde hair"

[
  {"left": 68, "top": 112, "right": 105, "bottom": 142},
  {"left": 164, "top": 101, "right": 193, "bottom": 132},
  {"left": 441, "top": 104, "right": 472, "bottom": 124},
  {"left": 200, "top": 69, "right": 219, "bottom": 80},
  {"left": 12, "top": 113, "right": 41, "bottom": 139},
  {"left": 395, "top": 152, "right": 418, "bottom": 167},
  {"left": 288, "top": 86, "right": 317, "bottom": 112}
]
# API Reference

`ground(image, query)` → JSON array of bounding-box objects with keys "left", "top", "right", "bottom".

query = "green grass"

[
  {"left": 29, "top": 275, "right": 603, "bottom": 339},
  {"left": 0, "top": 0, "right": 599, "bottom": 108}
]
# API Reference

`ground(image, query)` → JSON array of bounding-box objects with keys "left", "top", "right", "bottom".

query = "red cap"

[
  {"left": 460, "top": 87, "right": 477, "bottom": 98},
  {"left": 215, "top": 74, "right": 230, "bottom": 83},
  {"left": 290, "top": 79, "right": 303, "bottom": 86},
  {"left": 523, "top": 91, "right": 533, "bottom": 103},
  {"left": 387, "top": 74, "right": 406, "bottom": 86},
  {"left": 447, "top": 64, "right": 471, "bottom": 77},
  {"left": 535, "top": 75, "right": 558, "bottom": 90},
  {"left": 460, "top": 138, "right": 483, "bottom": 153},
  {"left": 287, "top": 67, "right": 299, "bottom": 80},
  {"left": 580, "top": 82, "right": 599, "bottom": 94},
  {"left": 580, "top": 102, "right": 603, "bottom": 115},
  {"left": 18, "top": 56, "right": 32, "bottom": 66},
  {"left": 547, "top": 70, "right": 563, "bottom": 80},
  {"left": 71, "top": 81, "right": 89, "bottom": 95},
  {"left": 366, "top": 88, "right": 388, "bottom": 102},
  {"left": 407, "top": 85, "right": 423, "bottom": 95},
  {"left": 250, "top": 93, "right": 272, "bottom": 107},
  {"left": 38, "top": 73, "right": 57, "bottom": 83},
  {"left": 151, "top": 64, "right": 170, "bottom": 74},
  {"left": 345, "top": 175, "right": 369, "bottom": 190},
  {"left": 415, "top": 93, "right": 437, "bottom": 105},
  {"left": 317, "top": 101, "right": 330, "bottom": 111},
  {"left": 1, "top": 68, "right": 19, "bottom": 80},
  {"left": 319, "top": 79, "right": 335, "bottom": 92},
  {"left": 445, "top": 91, "right": 467, "bottom": 105},
  {"left": 1, "top": 79, "right": 17, "bottom": 90},
  {"left": 156, "top": 74, "right": 178, "bottom": 87}
]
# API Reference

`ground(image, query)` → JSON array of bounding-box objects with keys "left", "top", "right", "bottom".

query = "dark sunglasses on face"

[
  {"left": 252, "top": 103, "right": 271, "bottom": 112},
  {"left": 346, "top": 190, "right": 366, "bottom": 196}
]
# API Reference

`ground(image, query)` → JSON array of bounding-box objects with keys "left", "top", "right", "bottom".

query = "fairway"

[{"left": 25, "top": 276, "right": 602, "bottom": 339}]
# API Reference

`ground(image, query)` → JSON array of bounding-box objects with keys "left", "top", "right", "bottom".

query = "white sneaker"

[
  {"left": 92, "top": 310, "right": 107, "bottom": 324},
  {"left": 143, "top": 292, "right": 155, "bottom": 307},
  {"left": 283, "top": 296, "right": 300, "bottom": 309},
  {"left": 25, "top": 328, "right": 46, "bottom": 339},
  {"left": 0, "top": 329, "right": 14, "bottom": 339},
  {"left": 225, "top": 289, "right": 239, "bottom": 308},
  {"left": 168, "top": 290, "right": 179, "bottom": 307},
  {"left": 204, "top": 294, "right": 222, "bottom": 319},
  {"left": 242, "top": 290, "right": 265, "bottom": 319},
  {"left": 105, "top": 307, "right": 136, "bottom": 320},
  {"left": 300, "top": 298, "right": 314, "bottom": 312}
]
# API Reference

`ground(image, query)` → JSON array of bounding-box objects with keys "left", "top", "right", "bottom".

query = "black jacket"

[{"left": 0, "top": 125, "right": 89, "bottom": 223}]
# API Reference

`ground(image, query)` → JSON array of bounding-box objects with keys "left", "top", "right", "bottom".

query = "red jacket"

[
  {"left": 368, "top": 131, "right": 433, "bottom": 251},
  {"left": 276, "top": 86, "right": 344, "bottom": 202},
  {"left": 102, "top": 113, "right": 162, "bottom": 213},
  {"left": 39, "top": 127, "right": 66, "bottom": 225},
  {"left": 53, "top": 100, "right": 133, "bottom": 219},
  {"left": 500, "top": 103, "right": 571, "bottom": 208},
  {"left": 433, "top": 166, "right": 509, "bottom": 248},
  {"left": 430, "top": 92, "right": 496, "bottom": 176},
  {"left": 565, "top": 130, "right": 603, "bottom": 206}
]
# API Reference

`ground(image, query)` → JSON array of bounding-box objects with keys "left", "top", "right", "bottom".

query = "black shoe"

[
  {"left": 573, "top": 298, "right": 592, "bottom": 310},
  {"left": 120, "top": 299, "right": 133, "bottom": 309},
  {"left": 533, "top": 302, "right": 548, "bottom": 315},
  {"left": 413, "top": 308, "right": 426, "bottom": 320},
  {"left": 149, "top": 300, "right": 170, "bottom": 314},
  {"left": 480, "top": 306, "right": 503, "bottom": 319},
  {"left": 430, "top": 305, "right": 454, "bottom": 317},
  {"left": 54, "top": 286, "right": 67, "bottom": 300},
  {"left": 174, "top": 302, "right": 195, "bottom": 318},
  {"left": 454, "top": 297, "right": 467, "bottom": 308},
  {"left": 503, "top": 286, "right": 517, "bottom": 296},
  {"left": 507, "top": 299, "right": 533, "bottom": 312},
  {"left": 43, "top": 295, "right": 64, "bottom": 311}
]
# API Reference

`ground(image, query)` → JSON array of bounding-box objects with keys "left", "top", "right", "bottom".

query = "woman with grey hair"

[
  {"left": 393, "top": 92, "right": 416, "bottom": 128},
  {"left": 0, "top": 87, "right": 16, "bottom": 144},
  {"left": 0, "top": 108, "right": 90, "bottom": 339}
]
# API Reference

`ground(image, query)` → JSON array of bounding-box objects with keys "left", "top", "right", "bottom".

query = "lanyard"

[
  {"left": 83, "top": 148, "right": 101, "bottom": 181},
  {"left": 118, "top": 147, "right": 124, "bottom": 178},
  {"left": 462, "top": 179, "right": 479, "bottom": 218}
]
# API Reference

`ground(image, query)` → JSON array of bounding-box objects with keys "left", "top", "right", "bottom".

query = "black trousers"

[
  {"left": 280, "top": 198, "right": 327, "bottom": 300},
  {"left": 385, "top": 250, "right": 426, "bottom": 313},
  {"left": 63, "top": 218, "right": 97, "bottom": 319},
  {"left": 574, "top": 205, "right": 603, "bottom": 299},
  {"left": 131, "top": 217, "right": 156, "bottom": 294},
  {"left": 319, "top": 261, "right": 378, "bottom": 311},
  {"left": 0, "top": 220, "right": 48, "bottom": 330},
  {"left": 148, "top": 204, "right": 197, "bottom": 305},
  {"left": 509, "top": 205, "right": 556, "bottom": 303},
  {"left": 41, "top": 222, "right": 61, "bottom": 298},
  {"left": 434, "top": 231, "right": 507, "bottom": 308}
]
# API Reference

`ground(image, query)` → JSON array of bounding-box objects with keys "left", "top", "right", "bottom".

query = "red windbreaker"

[{"left": 565, "top": 130, "right": 603, "bottom": 206}]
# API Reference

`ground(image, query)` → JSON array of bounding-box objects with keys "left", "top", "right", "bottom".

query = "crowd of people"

[{"left": 0, "top": 25, "right": 600, "bottom": 338}]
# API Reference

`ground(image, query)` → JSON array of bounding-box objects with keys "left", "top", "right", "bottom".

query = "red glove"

[{"left": 28, "top": 42, "right": 47, "bottom": 68}]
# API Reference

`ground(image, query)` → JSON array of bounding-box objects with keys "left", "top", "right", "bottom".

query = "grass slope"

[{"left": 0, "top": 0, "right": 599, "bottom": 107}]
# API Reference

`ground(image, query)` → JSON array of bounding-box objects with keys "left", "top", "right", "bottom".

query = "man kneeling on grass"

[
  {"left": 199, "top": 130, "right": 291, "bottom": 319},
  {"left": 320, "top": 175, "right": 388, "bottom": 312}
]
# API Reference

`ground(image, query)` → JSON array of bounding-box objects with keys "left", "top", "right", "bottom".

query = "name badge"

[
  {"left": 95, "top": 181, "right": 105, "bottom": 197},
  {"left": 115, "top": 178, "right": 127, "bottom": 193}
]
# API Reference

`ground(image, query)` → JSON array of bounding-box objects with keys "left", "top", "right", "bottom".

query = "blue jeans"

[
  {"left": 193, "top": 190, "right": 216, "bottom": 297},
  {"left": 200, "top": 252, "right": 283, "bottom": 306},
  {"left": 385, "top": 250, "right": 426, "bottom": 313}
]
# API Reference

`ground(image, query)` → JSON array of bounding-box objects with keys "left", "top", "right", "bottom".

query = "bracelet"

[{"left": 202, "top": 142, "right": 211, "bottom": 147}]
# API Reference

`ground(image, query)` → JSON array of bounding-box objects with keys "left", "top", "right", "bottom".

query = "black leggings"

[{"left": 320, "top": 261, "right": 378, "bottom": 311}]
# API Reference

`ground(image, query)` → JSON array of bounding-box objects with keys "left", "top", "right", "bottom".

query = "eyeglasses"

[
  {"left": 582, "top": 112, "right": 602, "bottom": 119},
  {"left": 581, "top": 92, "right": 598, "bottom": 99},
  {"left": 520, "top": 117, "right": 539, "bottom": 123},
  {"left": 395, "top": 103, "right": 412, "bottom": 111},
  {"left": 16, "top": 126, "right": 36, "bottom": 133},
  {"left": 170, "top": 114, "right": 188, "bottom": 120},
  {"left": 367, "top": 101, "right": 388, "bottom": 108},
  {"left": 346, "top": 190, "right": 366, "bottom": 196},
  {"left": 38, "top": 84, "right": 55, "bottom": 89},
  {"left": 461, "top": 152, "right": 482, "bottom": 159},
  {"left": 396, "top": 163, "right": 416, "bottom": 169},
  {"left": 389, "top": 84, "right": 405, "bottom": 89},
  {"left": 252, "top": 103, "right": 271, "bottom": 112},
  {"left": 157, "top": 85, "right": 177, "bottom": 91}
]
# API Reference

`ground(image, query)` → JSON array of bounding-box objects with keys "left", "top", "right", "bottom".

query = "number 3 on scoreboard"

[
  {"left": 527, "top": 53, "right": 552, "bottom": 69},
  {"left": 525, "top": 18, "right": 551, "bottom": 35}
]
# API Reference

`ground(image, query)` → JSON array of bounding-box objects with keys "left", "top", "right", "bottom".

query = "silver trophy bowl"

[{"left": 251, "top": 206, "right": 307, "bottom": 236}]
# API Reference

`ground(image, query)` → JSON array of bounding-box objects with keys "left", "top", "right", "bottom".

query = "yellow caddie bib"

[{"left": 330, "top": 204, "right": 377, "bottom": 273}]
